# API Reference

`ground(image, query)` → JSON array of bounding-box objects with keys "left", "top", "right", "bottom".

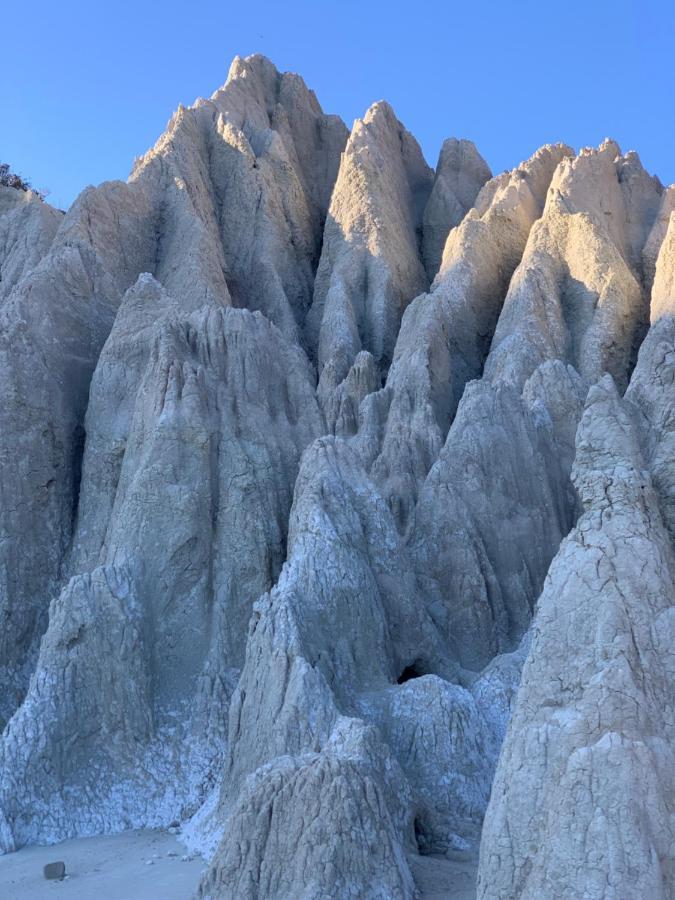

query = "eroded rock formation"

[
  {"left": 1, "top": 53, "right": 673, "bottom": 900},
  {"left": 477, "top": 374, "right": 675, "bottom": 900}
]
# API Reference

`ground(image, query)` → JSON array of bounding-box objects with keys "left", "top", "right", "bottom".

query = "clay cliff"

[{"left": 0, "top": 55, "right": 673, "bottom": 900}]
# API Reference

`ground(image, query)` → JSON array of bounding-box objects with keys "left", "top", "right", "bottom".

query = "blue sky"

[{"left": 2, "top": 0, "right": 673, "bottom": 210}]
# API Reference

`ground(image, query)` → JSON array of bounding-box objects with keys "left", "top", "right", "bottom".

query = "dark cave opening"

[
  {"left": 414, "top": 816, "right": 432, "bottom": 856},
  {"left": 397, "top": 660, "right": 426, "bottom": 684}
]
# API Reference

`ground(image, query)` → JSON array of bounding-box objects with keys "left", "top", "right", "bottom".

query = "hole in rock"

[
  {"left": 414, "top": 816, "right": 432, "bottom": 856},
  {"left": 397, "top": 660, "right": 427, "bottom": 684}
]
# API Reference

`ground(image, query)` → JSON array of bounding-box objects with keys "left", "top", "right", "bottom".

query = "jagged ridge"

[{"left": 0, "top": 53, "right": 673, "bottom": 900}]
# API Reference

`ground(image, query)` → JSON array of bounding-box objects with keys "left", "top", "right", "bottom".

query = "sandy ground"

[
  {"left": 409, "top": 851, "right": 478, "bottom": 900},
  {"left": 0, "top": 829, "right": 477, "bottom": 900},
  {"left": 0, "top": 829, "right": 205, "bottom": 900}
]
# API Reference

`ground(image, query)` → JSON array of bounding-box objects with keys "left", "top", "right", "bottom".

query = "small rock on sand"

[{"left": 43, "top": 861, "right": 65, "bottom": 881}]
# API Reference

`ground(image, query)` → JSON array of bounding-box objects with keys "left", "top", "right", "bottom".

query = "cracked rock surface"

[
  {"left": 477, "top": 373, "right": 675, "bottom": 900},
  {"left": 1, "top": 53, "right": 674, "bottom": 900}
]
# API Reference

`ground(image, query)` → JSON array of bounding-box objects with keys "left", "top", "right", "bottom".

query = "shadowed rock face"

[
  {"left": 422, "top": 138, "right": 492, "bottom": 281},
  {"left": 351, "top": 143, "right": 574, "bottom": 532},
  {"left": 477, "top": 375, "right": 675, "bottom": 900},
  {"left": 0, "top": 54, "right": 346, "bottom": 727},
  {"left": 0, "top": 277, "right": 324, "bottom": 846},
  {"left": 1, "top": 54, "right": 674, "bottom": 900}
]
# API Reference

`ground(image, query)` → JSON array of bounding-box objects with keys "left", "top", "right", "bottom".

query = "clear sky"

[{"left": 2, "top": 0, "right": 673, "bottom": 210}]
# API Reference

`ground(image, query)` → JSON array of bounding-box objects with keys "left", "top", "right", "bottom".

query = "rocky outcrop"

[
  {"left": 310, "top": 135, "right": 489, "bottom": 445},
  {"left": 131, "top": 54, "right": 347, "bottom": 339},
  {"left": 410, "top": 362, "right": 585, "bottom": 668},
  {"left": 486, "top": 141, "right": 662, "bottom": 390},
  {"left": 0, "top": 567, "right": 155, "bottom": 850},
  {"left": 197, "top": 437, "right": 523, "bottom": 898},
  {"left": 477, "top": 376, "right": 675, "bottom": 900},
  {"left": 0, "top": 54, "right": 345, "bottom": 727},
  {"left": 649, "top": 202, "right": 675, "bottom": 322},
  {"left": 1, "top": 54, "right": 673, "bottom": 900},
  {"left": 0, "top": 185, "right": 62, "bottom": 300},
  {"left": 359, "top": 645, "right": 526, "bottom": 857},
  {"left": 625, "top": 210, "right": 675, "bottom": 537},
  {"left": 643, "top": 185, "right": 675, "bottom": 293},
  {"left": 216, "top": 437, "right": 445, "bottom": 804},
  {"left": 475, "top": 165, "right": 674, "bottom": 899},
  {"left": 352, "top": 143, "right": 572, "bottom": 528},
  {"left": 407, "top": 141, "right": 665, "bottom": 670},
  {"left": 74, "top": 284, "right": 323, "bottom": 670},
  {"left": 196, "top": 437, "right": 429, "bottom": 896},
  {"left": 0, "top": 274, "right": 323, "bottom": 850},
  {"left": 0, "top": 179, "right": 156, "bottom": 726},
  {"left": 421, "top": 138, "right": 491, "bottom": 280},
  {"left": 199, "top": 719, "right": 418, "bottom": 900},
  {"left": 306, "top": 101, "right": 433, "bottom": 427}
]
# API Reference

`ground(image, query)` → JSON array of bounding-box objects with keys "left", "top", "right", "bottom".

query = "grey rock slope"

[
  {"left": 0, "top": 179, "right": 155, "bottom": 726},
  {"left": 477, "top": 202, "right": 675, "bottom": 899},
  {"left": 1, "top": 55, "right": 674, "bottom": 900},
  {"left": 0, "top": 185, "right": 62, "bottom": 300},
  {"left": 351, "top": 143, "right": 572, "bottom": 530},
  {"left": 408, "top": 140, "right": 664, "bottom": 670},
  {"left": 0, "top": 54, "right": 345, "bottom": 728},
  {"left": 306, "top": 100, "right": 433, "bottom": 430},
  {"left": 197, "top": 437, "right": 523, "bottom": 898},
  {"left": 421, "top": 138, "right": 491, "bottom": 280},
  {"left": 0, "top": 275, "right": 323, "bottom": 848},
  {"left": 477, "top": 375, "right": 675, "bottom": 900}
]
